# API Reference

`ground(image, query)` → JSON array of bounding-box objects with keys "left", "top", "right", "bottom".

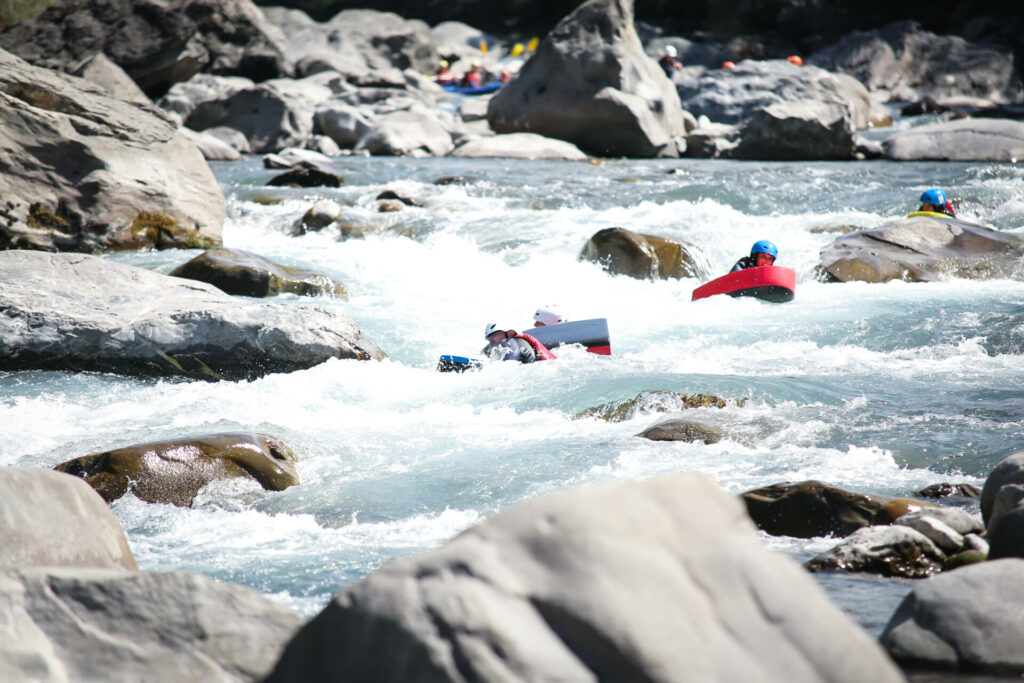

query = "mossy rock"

[
  {"left": 130, "top": 211, "right": 219, "bottom": 250},
  {"left": 944, "top": 549, "right": 987, "bottom": 570},
  {"left": 26, "top": 204, "right": 69, "bottom": 231},
  {"left": 637, "top": 419, "right": 725, "bottom": 444},
  {"left": 170, "top": 247, "right": 347, "bottom": 298},
  {"left": 577, "top": 391, "right": 741, "bottom": 422}
]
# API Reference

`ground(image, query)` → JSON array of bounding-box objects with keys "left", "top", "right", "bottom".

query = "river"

[{"left": 3, "top": 154, "right": 1022, "bottom": 637}]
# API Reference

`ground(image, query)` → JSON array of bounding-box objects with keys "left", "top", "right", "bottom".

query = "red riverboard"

[{"left": 691, "top": 266, "right": 796, "bottom": 303}]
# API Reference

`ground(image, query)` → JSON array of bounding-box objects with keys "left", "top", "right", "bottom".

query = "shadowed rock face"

[
  {"left": 487, "top": 0, "right": 685, "bottom": 158},
  {"left": 171, "top": 248, "right": 348, "bottom": 298},
  {"left": 579, "top": 227, "right": 705, "bottom": 280},
  {"left": 742, "top": 480, "right": 893, "bottom": 538},
  {"left": 817, "top": 215, "right": 1024, "bottom": 283},
  {"left": 636, "top": 418, "right": 724, "bottom": 444},
  {"left": 0, "top": 48, "right": 224, "bottom": 252},
  {"left": 0, "top": 251, "right": 385, "bottom": 380},
  {"left": 54, "top": 433, "right": 300, "bottom": 507}
]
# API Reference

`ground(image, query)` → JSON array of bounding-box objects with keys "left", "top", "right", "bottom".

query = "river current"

[{"left": 3, "top": 154, "right": 1023, "bottom": 637}]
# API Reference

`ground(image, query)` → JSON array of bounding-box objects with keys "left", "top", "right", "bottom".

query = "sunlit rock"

[
  {"left": 171, "top": 248, "right": 347, "bottom": 298},
  {"left": 579, "top": 227, "right": 705, "bottom": 280},
  {"left": 741, "top": 480, "right": 892, "bottom": 538},
  {"left": 805, "top": 525, "right": 945, "bottom": 578},
  {"left": 883, "top": 118, "right": 1024, "bottom": 162},
  {"left": 636, "top": 418, "right": 725, "bottom": 444}
]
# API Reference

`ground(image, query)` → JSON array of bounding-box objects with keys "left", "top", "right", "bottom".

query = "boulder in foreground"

[
  {"left": 54, "top": 433, "right": 300, "bottom": 506},
  {"left": 0, "top": 251, "right": 385, "bottom": 381},
  {"left": 265, "top": 473, "right": 902, "bottom": 682}
]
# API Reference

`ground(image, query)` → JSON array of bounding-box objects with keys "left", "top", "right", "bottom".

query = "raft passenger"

[
  {"left": 483, "top": 323, "right": 556, "bottom": 363},
  {"left": 533, "top": 306, "right": 566, "bottom": 327},
  {"left": 434, "top": 60, "right": 454, "bottom": 85},
  {"left": 917, "top": 188, "right": 956, "bottom": 218},
  {"left": 658, "top": 45, "right": 682, "bottom": 77},
  {"left": 730, "top": 240, "right": 778, "bottom": 272},
  {"left": 461, "top": 61, "right": 483, "bottom": 88}
]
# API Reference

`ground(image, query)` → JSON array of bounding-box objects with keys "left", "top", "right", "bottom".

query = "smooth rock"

[
  {"left": 326, "top": 9, "right": 439, "bottom": 74},
  {"left": 354, "top": 110, "right": 453, "bottom": 157},
  {"left": 261, "top": 6, "right": 370, "bottom": 79},
  {"left": 54, "top": 432, "right": 300, "bottom": 506},
  {"left": 579, "top": 227, "right": 705, "bottom": 280},
  {"left": 805, "top": 525, "right": 945, "bottom": 578},
  {"left": 305, "top": 134, "right": 341, "bottom": 156},
  {"left": 181, "top": 127, "right": 243, "bottom": 161},
  {"left": 266, "top": 473, "right": 902, "bottom": 682},
  {"left": 981, "top": 451, "right": 1024, "bottom": 526},
  {"left": 916, "top": 483, "right": 981, "bottom": 499},
  {"left": 872, "top": 497, "right": 940, "bottom": 525},
  {"left": 487, "top": 0, "right": 686, "bottom": 158},
  {"left": 184, "top": 81, "right": 315, "bottom": 153},
  {"left": 741, "top": 480, "right": 891, "bottom": 538},
  {"left": 431, "top": 20, "right": 494, "bottom": 63},
  {"left": 577, "top": 391, "right": 735, "bottom": 422},
  {"left": 880, "top": 559, "right": 1024, "bottom": 675},
  {"left": 314, "top": 102, "right": 376, "bottom": 148},
  {"left": 883, "top": 118, "right": 1024, "bottom": 162},
  {"left": 296, "top": 199, "right": 344, "bottom": 234},
  {"left": 990, "top": 507, "right": 1024, "bottom": 560},
  {"left": 895, "top": 515, "right": 964, "bottom": 554},
  {"left": 894, "top": 507, "right": 983, "bottom": 537},
  {"left": 636, "top": 418, "right": 724, "bottom": 444},
  {"left": 988, "top": 483, "right": 1024, "bottom": 536},
  {"left": 0, "top": 251, "right": 384, "bottom": 380},
  {"left": 156, "top": 73, "right": 256, "bottom": 124},
  {"left": 170, "top": 248, "right": 347, "bottom": 298},
  {"left": 266, "top": 165, "right": 344, "bottom": 188},
  {"left": 685, "top": 121, "right": 741, "bottom": 158},
  {"left": 962, "top": 533, "right": 989, "bottom": 556},
  {"left": 0, "top": 48, "right": 224, "bottom": 252},
  {"left": 732, "top": 99, "right": 855, "bottom": 160},
  {"left": 205, "top": 125, "right": 252, "bottom": 153},
  {"left": 0, "top": 567, "right": 303, "bottom": 683},
  {"left": 0, "top": 469, "right": 138, "bottom": 571},
  {"left": 817, "top": 215, "right": 1024, "bottom": 283},
  {"left": 69, "top": 52, "right": 150, "bottom": 104},
  {"left": 451, "top": 133, "right": 588, "bottom": 160}
]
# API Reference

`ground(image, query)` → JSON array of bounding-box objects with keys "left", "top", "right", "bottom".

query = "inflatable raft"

[
  {"left": 436, "top": 318, "right": 611, "bottom": 373},
  {"left": 441, "top": 82, "right": 502, "bottom": 96},
  {"left": 691, "top": 266, "right": 796, "bottom": 303}
]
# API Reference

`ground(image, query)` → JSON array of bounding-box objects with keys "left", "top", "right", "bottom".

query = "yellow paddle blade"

[
  {"left": 526, "top": 37, "right": 540, "bottom": 52},
  {"left": 480, "top": 40, "right": 488, "bottom": 55},
  {"left": 510, "top": 43, "right": 524, "bottom": 57}
]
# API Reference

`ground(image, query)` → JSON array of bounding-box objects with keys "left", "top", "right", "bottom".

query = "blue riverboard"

[{"left": 437, "top": 355, "right": 483, "bottom": 373}]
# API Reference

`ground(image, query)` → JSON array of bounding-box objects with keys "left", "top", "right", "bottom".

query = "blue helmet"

[
  {"left": 920, "top": 188, "right": 946, "bottom": 207},
  {"left": 750, "top": 240, "right": 778, "bottom": 259}
]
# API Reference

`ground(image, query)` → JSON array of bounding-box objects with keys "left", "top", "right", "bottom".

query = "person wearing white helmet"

[
  {"left": 533, "top": 306, "right": 566, "bottom": 328},
  {"left": 482, "top": 323, "right": 537, "bottom": 363},
  {"left": 658, "top": 44, "right": 682, "bottom": 77}
]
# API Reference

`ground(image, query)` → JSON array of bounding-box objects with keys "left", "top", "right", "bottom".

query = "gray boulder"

[
  {"left": 880, "top": 559, "right": 1024, "bottom": 675},
  {"left": 314, "top": 102, "right": 376, "bottom": 148},
  {"left": 451, "top": 133, "right": 587, "bottom": 160},
  {"left": 156, "top": 73, "right": 256, "bottom": 124},
  {"left": 0, "top": 48, "right": 224, "bottom": 252},
  {"left": 895, "top": 515, "right": 964, "bottom": 554},
  {"left": 685, "top": 120, "right": 741, "bottom": 158},
  {"left": 261, "top": 6, "right": 370, "bottom": 79},
  {"left": 732, "top": 100, "right": 855, "bottom": 160},
  {"left": 355, "top": 110, "right": 453, "bottom": 157},
  {"left": 883, "top": 118, "right": 1024, "bottom": 162},
  {"left": 0, "top": 469, "right": 138, "bottom": 572},
  {"left": 987, "top": 484, "right": 1024, "bottom": 537},
  {"left": 895, "top": 507, "right": 983, "bottom": 537},
  {"left": 0, "top": 251, "right": 385, "bottom": 381},
  {"left": 990, "top": 506, "right": 1024, "bottom": 561},
  {"left": 171, "top": 247, "right": 347, "bottom": 298},
  {"left": 181, "top": 127, "right": 243, "bottom": 161},
  {"left": 325, "top": 9, "right": 439, "bottom": 75},
  {"left": 266, "top": 473, "right": 902, "bottom": 682},
  {"left": 0, "top": 567, "right": 303, "bottom": 683},
  {"left": 817, "top": 215, "right": 1024, "bottom": 283},
  {"left": 981, "top": 451, "right": 1024, "bottom": 526},
  {"left": 487, "top": 0, "right": 685, "bottom": 158},
  {"left": 431, "top": 20, "right": 494, "bottom": 63},
  {"left": 579, "top": 227, "right": 705, "bottom": 280},
  {"left": 636, "top": 418, "right": 725, "bottom": 444},
  {"left": 805, "top": 525, "right": 946, "bottom": 578},
  {"left": 69, "top": 52, "right": 151, "bottom": 104}
]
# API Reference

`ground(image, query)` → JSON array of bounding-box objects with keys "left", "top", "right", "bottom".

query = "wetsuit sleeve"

[{"left": 516, "top": 339, "right": 537, "bottom": 364}]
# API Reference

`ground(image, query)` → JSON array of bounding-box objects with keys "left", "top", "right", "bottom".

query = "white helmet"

[
  {"left": 664, "top": 45, "right": 677, "bottom": 58},
  {"left": 484, "top": 322, "right": 502, "bottom": 338},
  {"left": 533, "top": 306, "right": 565, "bottom": 326}
]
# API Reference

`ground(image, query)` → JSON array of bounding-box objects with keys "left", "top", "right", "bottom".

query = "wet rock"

[
  {"left": 817, "top": 215, "right": 1024, "bottom": 283},
  {"left": 732, "top": 100, "right": 855, "bottom": 160},
  {"left": 981, "top": 451, "right": 1024, "bottom": 527},
  {"left": 577, "top": 390, "right": 735, "bottom": 422},
  {"left": 296, "top": 199, "right": 343, "bottom": 234},
  {"left": 579, "top": 227, "right": 705, "bottom": 281},
  {"left": 990, "top": 507, "right": 1024, "bottom": 561},
  {"left": 854, "top": 135, "right": 884, "bottom": 160},
  {"left": 805, "top": 525, "right": 945, "bottom": 578},
  {"left": 944, "top": 549, "right": 987, "bottom": 569},
  {"left": 880, "top": 559, "right": 1024, "bottom": 675},
  {"left": 170, "top": 247, "right": 347, "bottom": 298},
  {"left": 266, "top": 165, "right": 344, "bottom": 188},
  {"left": 487, "top": 0, "right": 686, "bottom": 158},
  {"left": 871, "top": 497, "right": 939, "bottom": 525},
  {"left": 963, "top": 533, "right": 989, "bottom": 556},
  {"left": 377, "top": 201, "right": 404, "bottom": 213},
  {"left": 741, "top": 481, "right": 891, "bottom": 538},
  {"left": 375, "top": 190, "right": 422, "bottom": 207},
  {"left": 355, "top": 110, "right": 453, "bottom": 157},
  {"left": 54, "top": 433, "right": 300, "bottom": 507},
  {"left": 0, "top": 567, "right": 303, "bottom": 683},
  {"left": 0, "top": 251, "right": 385, "bottom": 380},
  {"left": 895, "top": 507, "right": 983, "bottom": 537},
  {"left": 433, "top": 175, "right": 478, "bottom": 185},
  {"left": 917, "top": 482, "right": 981, "bottom": 499},
  {"left": 0, "top": 48, "right": 224, "bottom": 252},
  {"left": 883, "top": 118, "right": 1024, "bottom": 162},
  {"left": 0, "top": 469, "right": 138, "bottom": 571},
  {"left": 266, "top": 473, "right": 903, "bottom": 683},
  {"left": 451, "top": 132, "right": 588, "bottom": 160},
  {"left": 895, "top": 515, "right": 964, "bottom": 554},
  {"left": 637, "top": 419, "right": 724, "bottom": 444},
  {"left": 0, "top": 0, "right": 290, "bottom": 98}
]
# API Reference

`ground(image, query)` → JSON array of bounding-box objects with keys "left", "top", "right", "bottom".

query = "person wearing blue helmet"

[
  {"left": 916, "top": 188, "right": 956, "bottom": 217},
  {"left": 731, "top": 240, "right": 778, "bottom": 272}
]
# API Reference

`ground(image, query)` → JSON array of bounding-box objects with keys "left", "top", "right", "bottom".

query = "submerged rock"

[
  {"left": 0, "top": 469, "right": 138, "bottom": 571},
  {"left": 880, "top": 559, "right": 1024, "bottom": 676},
  {"left": 0, "top": 568, "right": 303, "bottom": 683},
  {"left": 805, "top": 525, "right": 945, "bottom": 578},
  {"left": 0, "top": 48, "right": 224, "bottom": 252},
  {"left": 579, "top": 227, "right": 705, "bottom": 280},
  {"left": 577, "top": 390, "right": 736, "bottom": 422},
  {"left": 883, "top": 118, "right": 1024, "bottom": 162},
  {"left": 171, "top": 248, "right": 347, "bottom": 298},
  {"left": 266, "top": 165, "right": 344, "bottom": 188},
  {"left": 266, "top": 474, "right": 902, "bottom": 682},
  {"left": 0, "top": 251, "right": 385, "bottom": 380},
  {"left": 741, "top": 481, "right": 891, "bottom": 538},
  {"left": 817, "top": 215, "right": 1024, "bottom": 283},
  {"left": 637, "top": 418, "right": 725, "bottom": 444},
  {"left": 487, "top": 0, "right": 685, "bottom": 158},
  {"left": 54, "top": 433, "right": 300, "bottom": 507},
  {"left": 916, "top": 482, "right": 981, "bottom": 499}
]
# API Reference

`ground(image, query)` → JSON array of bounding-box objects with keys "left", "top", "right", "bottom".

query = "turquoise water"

[{"left": 3, "top": 156, "right": 1022, "bottom": 634}]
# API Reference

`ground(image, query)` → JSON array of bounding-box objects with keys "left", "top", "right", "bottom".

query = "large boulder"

[
  {"left": 731, "top": 100, "right": 855, "bottom": 160},
  {"left": 156, "top": 73, "right": 256, "bottom": 124},
  {"left": 981, "top": 452, "right": 1024, "bottom": 527},
  {"left": 450, "top": 133, "right": 588, "bottom": 160},
  {"left": 741, "top": 481, "right": 892, "bottom": 538},
  {"left": 883, "top": 118, "right": 1024, "bottom": 162},
  {"left": 810, "top": 22, "right": 1023, "bottom": 105},
  {"left": 817, "top": 215, "right": 1024, "bottom": 283},
  {"left": 0, "top": 567, "right": 303, "bottom": 683},
  {"left": 325, "top": 9, "right": 438, "bottom": 75},
  {"left": 0, "top": 48, "right": 224, "bottom": 252},
  {"left": 0, "top": 0, "right": 290, "bottom": 98},
  {"left": 69, "top": 52, "right": 151, "bottom": 104},
  {"left": 171, "top": 247, "right": 347, "bottom": 298},
  {"left": 265, "top": 474, "right": 902, "bottom": 682},
  {"left": 0, "top": 251, "right": 385, "bottom": 381},
  {"left": 579, "top": 227, "right": 705, "bottom": 280},
  {"left": 804, "top": 525, "right": 946, "bottom": 578},
  {"left": 260, "top": 6, "right": 370, "bottom": 79},
  {"left": 879, "top": 559, "right": 1024, "bottom": 676},
  {"left": 354, "top": 110, "right": 453, "bottom": 157},
  {"left": 989, "top": 505, "right": 1024, "bottom": 561},
  {"left": 487, "top": 0, "right": 685, "bottom": 158},
  {"left": 0, "top": 469, "right": 138, "bottom": 571},
  {"left": 54, "top": 433, "right": 300, "bottom": 506}
]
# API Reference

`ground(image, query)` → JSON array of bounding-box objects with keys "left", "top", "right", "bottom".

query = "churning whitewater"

[{"left": 2, "top": 156, "right": 1023, "bottom": 629}]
